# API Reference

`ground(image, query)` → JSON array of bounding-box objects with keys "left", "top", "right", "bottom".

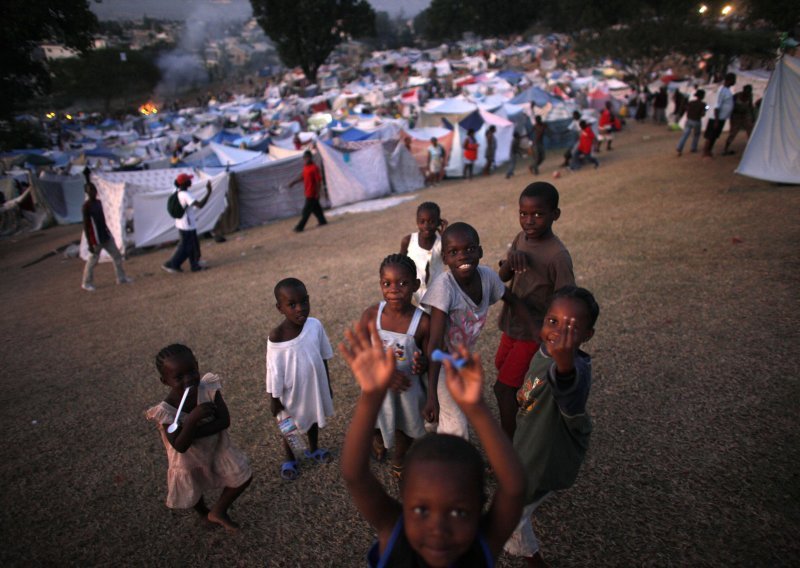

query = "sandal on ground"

[
  {"left": 371, "top": 436, "right": 387, "bottom": 462},
  {"left": 304, "top": 448, "right": 333, "bottom": 464},
  {"left": 280, "top": 460, "right": 299, "bottom": 481}
]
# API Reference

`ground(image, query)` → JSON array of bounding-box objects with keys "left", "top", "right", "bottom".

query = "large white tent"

[{"left": 735, "top": 55, "right": 800, "bottom": 185}]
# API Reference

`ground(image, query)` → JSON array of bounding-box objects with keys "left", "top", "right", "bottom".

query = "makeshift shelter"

[
  {"left": 232, "top": 154, "right": 307, "bottom": 228},
  {"left": 386, "top": 141, "right": 426, "bottom": 194},
  {"left": 36, "top": 173, "right": 85, "bottom": 224},
  {"left": 510, "top": 86, "right": 561, "bottom": 107},
  {"left": 317, "top": 142, "right": 391, "bottom": 207},
  {"left": 736, "top": 55, "right": 800, "bottom": 185},
  {"left": 419, "top": 98, "right": 477, "bottom": 128},
  {"left": 447, "top": 109, "right": 514, "bottom": 176}
]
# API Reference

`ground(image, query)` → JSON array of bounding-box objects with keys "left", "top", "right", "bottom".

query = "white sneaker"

[
  {"left": 82, "top": 283, "right": 96, "bottom": 292},
  {"left": 118, "top": 276, "right": 134, "bottom": 284},
  {"left": 197, "top": 259, "right": 208, "bottom": 268}
]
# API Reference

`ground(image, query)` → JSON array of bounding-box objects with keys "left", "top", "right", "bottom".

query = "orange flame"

[{"left": 138, "top": 102, "right": 159, "bottom": 116}]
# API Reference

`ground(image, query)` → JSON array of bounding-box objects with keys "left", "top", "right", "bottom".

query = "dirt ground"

[{"left": 1, "top": 123, "right": 798, "bottom": 567}]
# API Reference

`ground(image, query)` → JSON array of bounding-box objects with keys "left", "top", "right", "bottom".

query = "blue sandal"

[
  {"left": 280, "top": 460, "right": 299, "bottom": 480},
  {"left": 304, "top": 448, "right": 333, "bottom": 464}
]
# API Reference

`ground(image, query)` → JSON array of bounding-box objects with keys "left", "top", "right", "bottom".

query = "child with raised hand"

[
  {"left": 505, "top": 285, "right": 599, "bottom": 566},
  {"left": 266, "top": 277, "right": 334, "bottom": 481},
  {"left": 495, "top": 182, "right": 574, "bottom": 441},
  {"left": 340, "top": 320, "right": 525, "bottom": 567},
  {"left": 400, "top": 202, "right": 447, "bottom": 308},
  {"left": 145, "top": 344, "right": 252, "bottom": 531},
  {"left": 422, "top": 222, "right": 518, "bottom": 439},
  {"left": 359, "top": 253, "right": 431, "bottom": 476}
]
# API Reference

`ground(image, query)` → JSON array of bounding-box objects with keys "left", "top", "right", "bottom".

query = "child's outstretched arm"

[
  {"left": 423, "top": 306, "right": 447, "bottom": 422},
  {"left": 340, "top": 321, "right": 402, "bottom": 538},
  {"left": 443, "top": 347, "right": 525, "bottom": 556}
]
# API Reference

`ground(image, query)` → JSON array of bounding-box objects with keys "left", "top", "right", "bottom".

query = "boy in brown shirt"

[{"left": 494, "top": 182, "right": 575, "bottom": 439}]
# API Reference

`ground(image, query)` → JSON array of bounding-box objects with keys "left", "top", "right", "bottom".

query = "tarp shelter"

[
  {"left": 510, "top": 86, "right": 561, "bottom": 107},
  {"left": 404, "top": 127, "right": 455, "bottom": 173},
  {"left": 736, "top": 55, "right": 800, "bottom": 185},
  {"left": 36, "top": 174, "right": 85, "bottom": 224},
  {"left": 317, "top": 142, "right": 391, "bottom": 207},
  {"left": 419, "top": 98, "right": 478, "bottom": 128},
  {"left": 82, "top": 169, "right": 229, "bottom": 258},
  {"left": 447, "top": 109, "right": 514, "bottom": 177},
  {"left": 233, "top": 154, "right": 307, "bottom": 228},
  {"left": 386, "top": 141, "right": 425, "bottom": 194}
]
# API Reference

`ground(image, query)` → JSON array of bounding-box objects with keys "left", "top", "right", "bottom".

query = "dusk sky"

[{"left": 90, "top": 0, "right": 431, "bottom": 20}]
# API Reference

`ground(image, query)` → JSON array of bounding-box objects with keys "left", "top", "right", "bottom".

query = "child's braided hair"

[
  {"left": 155, "top": 344, "right": 194, "bottom": 377},
  {"left": 379, "top": 253, "right": 417, "bottom": 278}
]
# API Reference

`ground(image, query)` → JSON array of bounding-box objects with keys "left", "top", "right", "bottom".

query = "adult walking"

[
  {"left": 702, "top": 73, "right": 736, "bottom": 159},
  {"left": 723, "top": 84, "right": 755, "bottom": 155},
  {"left": 676, "top": 89, "right": 706, "bottom": 156},
  {"left": 162, "top": 173, "right": 212, "bottom": 273},
  {"left": 290, "top": 150, "right": 327, "bottom": 232}
]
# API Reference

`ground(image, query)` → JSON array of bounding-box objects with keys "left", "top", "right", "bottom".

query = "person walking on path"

[
  {"left": 81, "top": 170, "right": 133, "bottom": 291},
  {"left": 483, "top": 126, "right": 497, "bottom": 176},
  {"left": 290, "top": 150, "right": 328, "bottom": 232},
  {"left": 702, "top": 73, "right": 737, "bottom": 159},
  {"left": 162, "top": 173, "right": 212, "bottom": 274},
  {"left": 723, "top": 84, "right": 755, "bottom": 155},
  {"left": 529, "top": 116, "right": 548, "bottom": 174},
  {"left": 676, "top": 89, "right": 706, "bottom": 156}
]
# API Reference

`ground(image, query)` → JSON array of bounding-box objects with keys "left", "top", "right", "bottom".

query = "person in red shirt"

[
  {"left": 597, "top": 101, "right": 619, "bottom": 151},
  {"left": 290, "top": 150, "right": 328, "bottom": 232},
  {"left": 569, "top": 121, "right": 600, "bottom": 171},
  {"left": 462, "top": 128, "right": 479, "bottom": 180}
]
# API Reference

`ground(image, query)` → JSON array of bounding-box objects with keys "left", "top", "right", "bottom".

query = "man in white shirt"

[
  {"left": 702, "top": 72, "right": 736, "bottom": 158},
  {"left": 162, "top": 173, "right": 212, "bottom": 273}
]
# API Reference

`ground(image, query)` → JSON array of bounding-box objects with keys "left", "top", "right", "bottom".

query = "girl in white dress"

[
  {"left": 359, "top": 254, "right": 430, "bottom": 478},
  {"left": 146, "top": 344, "right": 252, "bottom": 531}
]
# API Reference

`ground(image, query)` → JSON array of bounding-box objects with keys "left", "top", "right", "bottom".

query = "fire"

[{"left": 139, "top": 102, "right": 159, "bottom": 116}]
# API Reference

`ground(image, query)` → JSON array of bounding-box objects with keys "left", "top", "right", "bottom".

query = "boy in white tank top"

[{"left": 400, "top": 202, "right": 447, "bottom": 308}]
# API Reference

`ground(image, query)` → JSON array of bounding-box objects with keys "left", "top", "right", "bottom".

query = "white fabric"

[
  {"left": 268, "top": 145, "right": 304, "bottom": 160},
  {"left": 175, "top": 190, "right": 197, "bottom": 230},
  {"left": 736, "top": 55, "right": 800, "bottom": 185},
  {"left": 265, "top": 317, "right": 334, "bottom": 433},
  {"left": 387, "top": 142, "right": 425, "bottom": 194},
  {"left": 326, "top": 195, "right": 416, "bottom": 217},
  {"left": 131, "top": 173, "right": 229, "bottom": 248},
  {"left": 406, "top": 232, "right": 443, "bottom": 307},
  {"left": 209, "top": 142, "right": 266, "bottom": 168},
  {"left": 715, "top": 85, "right": 735, "bottom": 120},
  {"left": 235, "top": 154, "right": 306, "bottom": 228},
  {"left": 36, "top": 174, "right": 85, "bottom": 224},
  {"left": 317, "top": 142, "right": 390, "bottom": 208},
  {"left": 79, "top": 177, "right": 126, "bottom": 262}
]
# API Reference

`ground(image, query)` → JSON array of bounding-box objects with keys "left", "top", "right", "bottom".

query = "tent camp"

[
  {"left": 736, "top": 55, "right": 800, "bottom": 185},
  {"left": 317, "top": 141, "right": 391, "bottom": 207}
]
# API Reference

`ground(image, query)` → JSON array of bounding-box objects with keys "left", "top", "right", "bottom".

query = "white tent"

[
  {"left": 233, "top": 154, "right": 306, "bottom": 228},
  {"left": 317, "top": 142, "right": 391, "bottom": 207},
  {"left": 736, "top": 55, "right": 800, "bottom": 185}
]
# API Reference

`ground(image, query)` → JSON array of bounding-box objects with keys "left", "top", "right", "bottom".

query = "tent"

[
  {"left": 736, "top": 55, "right": 800, "bottom": 185},
  {"left": 36, "top": 174, "right": 85, "bottom": 224},
  {"left": 317, "top": 142, "right": 391, "bottom": 207},
  {"left": 233, "top": 154, "right": 307, "bottom": 228},
  {"left": 386, "top": 141, "right": 425, "bottom": 194},
  {"left": 510, "top": 86, "right": 561, "bottom": 107},
  {"left": 447, "top": 109, "right": 514, "bottom": 177}
]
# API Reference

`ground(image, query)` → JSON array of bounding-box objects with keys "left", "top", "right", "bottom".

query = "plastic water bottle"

[{"left": 276, "top": 411, "right": 308, "bottom": 459}]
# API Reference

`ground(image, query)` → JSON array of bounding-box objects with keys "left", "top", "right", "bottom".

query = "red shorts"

[{"left": 494, "top": 333, "right": 540, "bottom": 388}]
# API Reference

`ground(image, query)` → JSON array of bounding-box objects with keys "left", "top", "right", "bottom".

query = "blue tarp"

[
  {"left": 84, "top": 147, "right": 119, "bottom": 160},
  {"left": 498, "top": 70, "right": 525, "bottom": 84},
  {"left": 458, "top": 111, "right": 484, "bottom": 132},
  {"left": 338, "top": 128, "right": 371, "bottom": 142},
  {"left": 510, "top": 86, "right": 561, "bottom": 107}
]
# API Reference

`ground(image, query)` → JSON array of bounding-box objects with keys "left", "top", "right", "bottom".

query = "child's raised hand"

[
  {"left": 438, "top": 218, "right": 449, "bottom": 234},
  {"left": 549, "top": 316, "right": 578, "bottom": 374},
  {"left": 443, "top": 345, "right": 484, "bottom": 409},
  {"left": 339, "top": 321, "right": 396, "bottom": 394},
  {"left": 507, "top": 250, "right": 528, "bottom": 273}
]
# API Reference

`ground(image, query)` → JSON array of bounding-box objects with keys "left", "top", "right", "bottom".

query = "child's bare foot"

[
  {"left": 208, "top": 510, "right": 241, "bottom": 532},
  {"left": 193, "top": 499, "right": 215, "bottom": 527}
]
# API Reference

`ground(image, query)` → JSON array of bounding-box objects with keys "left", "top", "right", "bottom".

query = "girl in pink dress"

[{"left": 146, "top": 344, "right": 252, "bottom": 531}]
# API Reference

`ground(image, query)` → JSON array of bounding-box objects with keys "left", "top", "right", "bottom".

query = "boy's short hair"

[
  {"left": 695, "top": 89, "right": 705, "bottom": 100},
  {"left": 549, "top": 285, "right": 600, "bottom": 328},
  {"left": 442, "top": 222, "right": 480, "bottom": 246},
  {"left": 417, "top": 201, "right": 441, "bottom": 218},
  {"left": 402, "top": 433, "right": 485, "bottom": 502},
  {"left": 303, "top": 150, "right": 313, "bottom": 159},
  {"left": 520, "top": 182, "right": 559, "bottom": 209},
  {"left": 579, "top": 119, "right": 588, "bottom": 129},
  {"left": 274, "top": 277, "right": 306, "bottom": 301}
]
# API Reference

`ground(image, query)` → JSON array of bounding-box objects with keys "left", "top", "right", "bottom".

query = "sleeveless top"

[
  {"left": 406, "top": 232, "right": 443, "bottom": 307},
  {"left": 374, "top": 302, "right": 427, "bottom": 448},
  {"left": 367, "top": 515, "right": 494, "bottom": 567}
]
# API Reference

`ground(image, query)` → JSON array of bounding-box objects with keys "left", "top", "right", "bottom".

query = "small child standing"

[
  {"left": 400, "top": 202, "right": 448, "bottom": 308},
  {"left": 359, "top": 254, "right": 430, "bottom": 477},
  {"left": 505, "top": 286, "right": 599, "bottom": 566},
  {"left": 266, "top": 277, "right": 334, "bottom": 480},
  {"left": 422, "top": 222, "right": 518, "bottom": 439},
  {"left": 145, "top": 344, "right": 252, "bottom": 531},
  {"left": 340, "top": 320, "right": 525, "bottom": 567},
  {"left": 495, "top": 182, "right": 574, "bottom": 440},
  {"left": 463, "top": 128, "right": 479, "bottom": 179}
]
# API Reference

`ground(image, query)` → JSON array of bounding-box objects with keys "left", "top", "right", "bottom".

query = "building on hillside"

[{"left": 39, "top": 44, "right": 78, "bottom": 60}]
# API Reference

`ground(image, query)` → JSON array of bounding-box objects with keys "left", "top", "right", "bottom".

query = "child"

[
  {"left": 340, "top": 320, "right": 525, "bottom": 567},
  {"left": 495, "top": 182, "right": 575, "bottom": 440},
  {"left": 266, "top": 277, "right": 334, "bottom": 480},
  {"left": 528, "top": 116, "right": 547, "bottom": 175},
  {"left": 145, "top": 344, "right": 252, "bottom": 531},
  {"left": 422, "top": 222, "right": 517, "bottom": 439},
  {"left": 289, "top": 150, "right": 328, "bottom": 232},
  {"left": 81, "top": 170, "right": 133, "bottom": 291},
  {"left": 505, "top": 286, "right": 599, "bottom": 565},
  {"left": 400, "top": 202, "right": 448, "bottom": 308},
  {"left": 162, "top": 173, "right": 212, "bottom": 273},
  {"left": 569, "top": 121, "right": 599, "bottom": 170},
  {"left": 463, "top": 128, "right": 478, "bottom": 179},
  {"left": 483, "top": 125, "right": 497, "bottom": 176},
  {"left": 359, "top": 254, "right": 430, "bottom": 477},
  {"left": 597, "top": 101, "right": 619, "bottom": 151},
  {"left": 426, "top": 137, "right": 446, "bottom": 185},
  {"left": 505, "top": 131, "right": 522, "bottom": 179}
]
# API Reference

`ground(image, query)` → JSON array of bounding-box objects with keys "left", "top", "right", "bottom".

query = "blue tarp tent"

[{"left": 510, "top": 86, "right": 561, "bottom": 107}]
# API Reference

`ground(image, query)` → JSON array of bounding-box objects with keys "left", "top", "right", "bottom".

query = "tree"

[
  {"left": 250, "top": 0, "right": 375, "bottom": 83},
  {"left": 417, "top": 0, "right": 537, "bottom": 41},
  {"left": 0, "top": 0, "right": 98, "bottom": 119}
]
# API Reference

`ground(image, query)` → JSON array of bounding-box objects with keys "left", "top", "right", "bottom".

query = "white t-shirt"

[
  {"left": 421, "top": 265, "right": 506, "bottom": 351},
  {"left": 716, "top": 85, "right": 735, "bottom": 120},
  {"left": 175, "top": 190, "right": 197, "bottom": 231},
  {"left": 265, "top": 317, "right": 334, "bottom": 433}
]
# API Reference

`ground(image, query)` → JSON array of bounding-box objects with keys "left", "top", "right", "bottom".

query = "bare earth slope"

[{"left": 1, "top": 123, "right": 798, "bottom": 566}]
